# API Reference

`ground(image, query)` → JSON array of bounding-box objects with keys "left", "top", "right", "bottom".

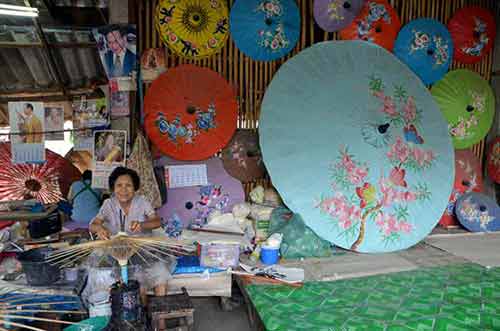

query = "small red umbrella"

[
  {"left": 339, "top": 0, "right": 401, "bottom": 52},
  {"left": 144, "top": 64, "right": 237, "bottom": 161},
  {"left": 0, "top": 143, "right": 81, "bottom": 204},
  {"left": 448, "top": 6, "right": 496, "bottom": 64},
  {"left": 439, "top": 149, "right": 483, "bottom": 228},
  {"left": 487, "top": 137, "right": 500, "bottom": 184}
]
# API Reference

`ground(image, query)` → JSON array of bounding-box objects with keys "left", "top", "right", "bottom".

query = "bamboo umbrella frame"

[
  {"left": 0, "top": 290, "right": 86, "bottom": 331},
  {"left": 47, "top": 233, "right": 196, "bottom": 283}
]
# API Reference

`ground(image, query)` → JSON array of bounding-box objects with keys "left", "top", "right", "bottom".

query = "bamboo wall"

[{"left": 134, "top": 0, "right": 498, "bottom": 189}]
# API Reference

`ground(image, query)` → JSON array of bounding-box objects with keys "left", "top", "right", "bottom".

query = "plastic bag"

[{"left": 268, "top": 207, "right": 332, "bottom": 259}]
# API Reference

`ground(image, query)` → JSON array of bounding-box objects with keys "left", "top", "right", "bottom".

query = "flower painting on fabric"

[{"left": 318, "top": 77, "right": 436, "bottom": 251}]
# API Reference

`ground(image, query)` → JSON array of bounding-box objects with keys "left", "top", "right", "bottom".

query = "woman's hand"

[
  {"left": 129, "top": 220, "right": 142, "bottom": 233},
  {"left": 96, "top": 224, "right": 111, "bottom": 240}
]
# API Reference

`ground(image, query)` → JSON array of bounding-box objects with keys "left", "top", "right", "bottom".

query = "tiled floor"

[{"left": 246, "top": 263, "right": 500, "bottom": 331}]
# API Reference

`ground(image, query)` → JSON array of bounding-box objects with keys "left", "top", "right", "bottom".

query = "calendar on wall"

[{"left": 165, "top": 164, "right": 208, "bottom": 188}]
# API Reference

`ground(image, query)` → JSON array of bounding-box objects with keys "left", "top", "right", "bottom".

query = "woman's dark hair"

[
  {"left": 82, "top": 170, "right": 92, "bottom": 181},
  {"left": 108, "top": 166, "right": 140, "bottom": 191}
]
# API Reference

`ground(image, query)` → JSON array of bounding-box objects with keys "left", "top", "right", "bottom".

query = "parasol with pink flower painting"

[{"left": 259, "top": 41, "right": 454, "bottom": 253}]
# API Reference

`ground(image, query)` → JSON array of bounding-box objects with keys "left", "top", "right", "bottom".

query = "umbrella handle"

[{"left": 120, "top": 209, "right": 125, "bottom": 233}]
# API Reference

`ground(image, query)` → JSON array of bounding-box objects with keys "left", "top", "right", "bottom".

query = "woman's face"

[{"left": 113, "top": 175, "right": 135, "bottom": 204}]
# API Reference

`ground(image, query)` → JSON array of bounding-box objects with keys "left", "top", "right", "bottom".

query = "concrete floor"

[{"left": 193, "top": 297, "right": 252, "bottom": 331}]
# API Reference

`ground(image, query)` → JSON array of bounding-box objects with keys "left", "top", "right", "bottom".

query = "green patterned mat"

[{"left": 246, "top": 263, "right": 500, "bottom": 331}]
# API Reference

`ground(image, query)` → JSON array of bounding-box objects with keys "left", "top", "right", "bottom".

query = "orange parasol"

[
  {"left": 144, "top": 64, "right": 237, "bottom": 161},
  {"left": 339, "top": 0, "right": 401, "bottom": 52}
]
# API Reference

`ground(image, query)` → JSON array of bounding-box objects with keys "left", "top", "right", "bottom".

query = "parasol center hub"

[
  {"left": 343, "top": 1, "right": 351, "bottom": 9},
  {"left": 375, "top": 26, "right": 382, "bottom": 33},
  {"left": 25, "top": 179, "right": 42, "bottom": 192},
  {"left": 185, "top": 201, "right": 194, "bottom": 210},
  {"left": 427, "top": 49, "right": 434, "bottom": 56},
  {"left": 466, "top": 105, "right": 475, "bottom": 112},
  {"left": 461, "top": 180, "right": 471, "bottom": 187},
  {"left": 378, "top": 123, "right": 390, "bottom": 134},
  {"left": 265, "top": 18, "right": 273, "bottom": 26},
  {"left": 479, "top": 205, "right": 487, "bottom": 212},
  {"left": 186, "top": 105, "right": 197, "bottom": 115},
  {"left": 193, "top": 14, "right": 200, "bottom": 22}
]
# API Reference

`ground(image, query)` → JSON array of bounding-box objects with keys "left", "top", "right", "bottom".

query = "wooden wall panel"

[{"left": 136, "top": 0, "right": 498, "bottom": 180}]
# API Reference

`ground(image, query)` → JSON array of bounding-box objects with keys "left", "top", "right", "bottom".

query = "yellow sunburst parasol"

[{"left": 155, "top": 0, "right": 229, "bottom": 59}]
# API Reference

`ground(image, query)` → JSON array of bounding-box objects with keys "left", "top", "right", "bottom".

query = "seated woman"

[
  {"left": 66, "top": 170, "right": 103, "bottom": 230},
  {"left": 90, "top": 167, "right": 161, "bottom": 239}
]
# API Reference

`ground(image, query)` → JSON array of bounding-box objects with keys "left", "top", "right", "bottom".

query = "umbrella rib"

[{"left": 0, "top": 319, "right": 46, "bottom": 331}]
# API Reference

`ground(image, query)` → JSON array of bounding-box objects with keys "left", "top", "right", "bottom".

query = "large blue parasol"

[
  {"left": 230, "top": 0, "right": 300, "bottom": 61},
  {"left": 259, "top": 41, "right": 454, "bottom": 253},
  {"left": 394, "top": 18, "right": 453, "bottom": 86}
]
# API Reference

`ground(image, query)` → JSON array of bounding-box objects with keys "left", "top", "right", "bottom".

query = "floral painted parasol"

[
  {"left": 155, "top": 0, "right": 229, "bottom": 59},
  {"left": 431, "top": 69, "right": 495, "bottom": 150},
  {"left": 143, "top": 64, "right": 237, "bottom": 161},
  {"left": 259, "top": 41, "right": 454, "bottom": 253},
  {"left": 230, "top": 0, "right": 301, "bottom": 61}
]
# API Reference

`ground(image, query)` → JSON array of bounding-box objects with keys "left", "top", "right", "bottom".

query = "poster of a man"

[
  {"left": 44, "top": 106, "right": 64, "bottom": 141},
  {"left": 93, "top": 24, "right": 137, "bottom": 79},
  {"left": 16, "top": 103, "right": 43, "bottom": 144},
  {"left": 93, "top": 130, "right": 126, "bottom": 165},
  {"left": 8, "top": 101, "right": 45, "bottom": 164}
]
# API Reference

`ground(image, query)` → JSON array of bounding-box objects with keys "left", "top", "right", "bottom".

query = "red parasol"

[
  {"left": 339, "top": 0, "right": 401, "bottom": 52},
  {"left": 448, "top": 6, "right": 496, "bottom": 64},
  {"left": 439, "top": 149, "right": 483, "bottom": 228},
  {"left": 144, "top": 64, "right": 237, "bottom": 161},
  {"left": 487, "top": 137, "right": 500, "bottom": 184},
  {"left": 0, "top": 143, "right": 81, "bottom": 204}
]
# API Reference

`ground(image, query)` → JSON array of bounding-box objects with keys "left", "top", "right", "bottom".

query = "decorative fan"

[{"left": 0, "top": 143, "right": 80, "bottom": 204}]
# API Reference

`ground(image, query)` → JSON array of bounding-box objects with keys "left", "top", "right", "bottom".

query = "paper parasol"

[
  {"left": 313, "top": 0, "right": 365, "bottom": 32},
  {"left": 431, "top": 69, "right": 495, "bottom": 150},
  {"left": 394, "top": 18, "right": 453, "bottom": 86},
  {"left": 439, "top": 149, "right": 483, "bottom": 228},
  {"left": 230, "top": 0, "right": 301, "bottom": 61},
  {"left": 448, "top": 6, "right": 496, "bottom": 64},
  {"left": 155, "top": 0, "right": 229, "bottom": 59},
  {"left": 259, "top": 40, "right": 454, "bottom": 253},
  {"left": 221, "top": 129, "right": 266, "bottom": 182},
  {"left": 0, "top": 143, "right": 80, "bottom": 204},
  {"left": 144, "top": 64, "right": 237, "bottom": 161},
  {"left": 487, "top": 137, "right": 500, "bottom": 184},
  {"left": 339, "top": 0, "right": 401, "bottom": 52},
  {"left": 456, "top": 192, "right": 500, "bottom": 232}
]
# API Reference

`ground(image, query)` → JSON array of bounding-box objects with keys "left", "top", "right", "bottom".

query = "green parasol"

[{"left": 431, "top": 69, "right": 494, "bottom": 149}]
